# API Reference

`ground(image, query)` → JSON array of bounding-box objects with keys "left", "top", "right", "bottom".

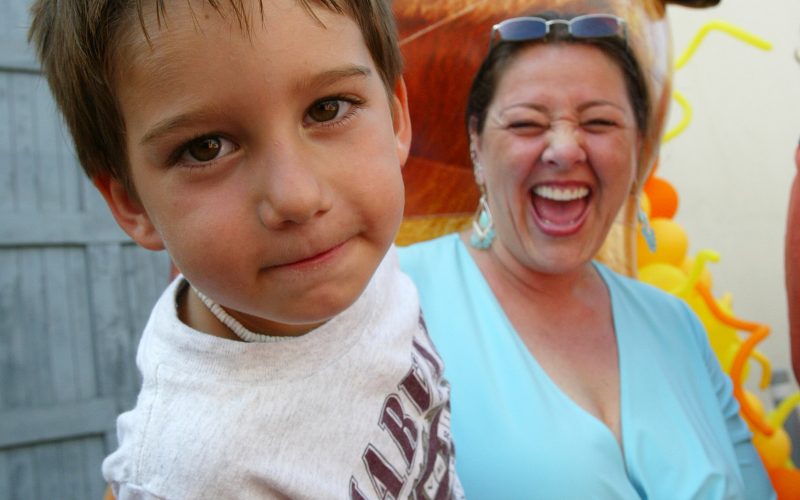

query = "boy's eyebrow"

[
  {"left": 140, "top": 110, "right": 220, "bottom": 146},
  {"left": 140, "top": 65, "right": 373, "bottom": 146},
  {"left": 297, "top": 64, "right": 372, "bottom": 91}
]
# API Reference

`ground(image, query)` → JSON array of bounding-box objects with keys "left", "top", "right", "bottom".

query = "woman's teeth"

[{"left": 533, "top": 185, "right": 589, "bottom": 201}]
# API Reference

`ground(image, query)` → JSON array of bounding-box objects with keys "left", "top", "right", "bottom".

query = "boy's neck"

[
  {"left": 177, "top": 283, "right": 326, "bottom": 341},
  {"left": 178, "top": 284, "right": 242, "bottom": 341}
]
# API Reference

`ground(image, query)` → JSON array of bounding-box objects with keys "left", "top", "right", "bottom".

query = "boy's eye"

[
  {"left": 189, "top": 137, "right": 222, "bottom": 161},
  {"left": 309, "top": 100, "right": 341, "bottom": 122},
  {"left": 304, "top": 98, "right": 355, "bottom": 125},
  {"left": 178, "top": 135, "right": 236, "bottom": 165}
]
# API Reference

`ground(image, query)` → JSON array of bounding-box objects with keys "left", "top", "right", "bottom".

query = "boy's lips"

[
  {"left": 268, "top": 239, "right": 350, "bottom": 270},
  {"left": 529, "top": 182, "right": 591, "bottom": 236}
]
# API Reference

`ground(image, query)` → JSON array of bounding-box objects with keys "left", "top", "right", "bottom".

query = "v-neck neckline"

[{"left": 455, "top": 236, "right": 630, "bottom": 460}]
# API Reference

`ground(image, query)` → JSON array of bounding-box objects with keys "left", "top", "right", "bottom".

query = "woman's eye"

[
  {"left": 583, "top": 119, "right": 617, "bottom": 130},
  {"left": 178, "top": 135, "right": 236, "bottom": 164},
  {"left": 508, "top": 120, "right": 546, "bottom": 132},
  {"left": 305, "top": 98, "right": 355, "bottom": 125}
]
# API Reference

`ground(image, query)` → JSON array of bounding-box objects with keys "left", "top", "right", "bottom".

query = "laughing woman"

[{"left": 399, "top": 12, "right": 774, "bottom": 499}]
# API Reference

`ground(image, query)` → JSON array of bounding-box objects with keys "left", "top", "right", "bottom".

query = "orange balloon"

[
  {"left": 741, "top": 390, "right": 767, "bottom": 431},
  {"left": 768, "top": 467, "right": 800, "bottom": 500},
  {"left": 753, "top": 427, "right": 792, "bottom": 469},
  {"left": 637, "top": 218, "right": 689, "bottom": 268},
  {"left": 644, "top": 177, "right": 679, "bottom": 219}
]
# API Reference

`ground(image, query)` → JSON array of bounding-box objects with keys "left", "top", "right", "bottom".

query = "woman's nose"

[
  {"left": 257, "top": 145, "right": 332, "bottom": 228},
  {"left": 541, "top": 124, "right": 587, "bottom": 168}
]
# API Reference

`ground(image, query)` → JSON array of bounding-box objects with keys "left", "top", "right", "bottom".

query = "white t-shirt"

[{"left": 103, "top": 248, "right": 463, "bottom": 499}]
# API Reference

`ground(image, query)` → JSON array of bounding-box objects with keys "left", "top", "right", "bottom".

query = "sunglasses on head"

[{"left": 489, "top": 14, "right": 627, "bottom": 50}]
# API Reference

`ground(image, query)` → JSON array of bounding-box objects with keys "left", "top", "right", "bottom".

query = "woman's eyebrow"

[{"left": 577, "top": 99, "right": 626, "bottom": 112}]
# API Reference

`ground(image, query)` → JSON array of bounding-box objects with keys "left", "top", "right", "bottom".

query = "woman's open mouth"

[{"left": 530, "top": 183, "right": 591, "bottom": 236}]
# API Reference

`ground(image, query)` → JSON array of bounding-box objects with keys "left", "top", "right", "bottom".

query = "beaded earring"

[
  {"left": 637, "top": 201, "right": 657, "bottom": 253},
  {"left": 470, "top": 193, "right": 495, "bottom": 249},
  {"left": 469, "top": 146, "right": 495, "bottom": 250}
]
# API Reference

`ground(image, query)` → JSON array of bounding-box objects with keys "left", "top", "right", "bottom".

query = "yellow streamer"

[
  {"left": 663, "top": 20, "right": 772, "bottom": 144},
  {"left": 662, "top": 89, "right": 692, "bottom": 144},
  {"left": 674, "top": 20, "right": 772, "bottom": 71}
]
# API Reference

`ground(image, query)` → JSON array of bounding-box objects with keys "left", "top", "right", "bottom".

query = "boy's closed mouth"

[{"left": 270, "top": 239, "right": 350, "bottom": 270}]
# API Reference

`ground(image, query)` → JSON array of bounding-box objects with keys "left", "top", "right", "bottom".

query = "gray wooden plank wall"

[{"left": 1, "top": 1, "right": 171, "bottom": 498}]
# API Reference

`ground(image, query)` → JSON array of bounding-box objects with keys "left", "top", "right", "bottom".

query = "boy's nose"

[
  {"left": 541, "top": 124, "right": 587, "bottom": 169},
  {"left": 257, "top": 147, "right": 332, "bottom": 228}
]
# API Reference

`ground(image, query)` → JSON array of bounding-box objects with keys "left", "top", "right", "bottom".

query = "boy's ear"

[
  {"left": 390, "top": 77, "right": 412, "bottom": 168},
  {"left": 93, "top": 175, "right": 165, "bottom": 251}
]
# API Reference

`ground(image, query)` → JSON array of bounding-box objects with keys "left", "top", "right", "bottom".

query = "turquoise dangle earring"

[
  {"left": 469, "top": 146, "right": 495, "bottom": 250},
  {"left": 637, "top": 196, "right": 657, "bottom": 253},
  {"left": 470, "top": 194, "right": 495, "bottom": 249}
]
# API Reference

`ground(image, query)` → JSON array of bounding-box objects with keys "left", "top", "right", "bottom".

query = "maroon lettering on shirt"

[
  {"left": 412, "top": 406, "right": 452, "bottom": 499},
  {"left": 349, "top": 477, "right": 368, "bottom": 500},
  {"left": 379, "top": 394, "right": 418, "bottom": 466},
  {"left": 361, "top": 444, "right": 405, "bottom": 499},
  {"left": 399, "top": 361, "right": 432, "bottom": 414},
  {"left": 412, "top": 325, "right": 443, "bottom": 378},
  {"left": 349, "top": 313, "right": 459, "bottom": 499}
]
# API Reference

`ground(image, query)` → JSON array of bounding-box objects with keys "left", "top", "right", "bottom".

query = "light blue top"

[{"left": 398, "top": 234, "right": 774, "bottom": 500}]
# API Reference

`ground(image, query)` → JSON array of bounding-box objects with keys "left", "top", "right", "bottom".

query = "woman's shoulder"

[
  {"left": 596, "top": 261, "right": 716, "bottom": 359},
  {"left": 594, "top": 261, "right": 699, "bottom": 327},
  {"left": 398, "top": 232, "right": 461, "bottom": 256},
  {"left": 596, "top": 261, "right": 678, "bottom": 300},
  {"left": 397, "top": 233, "right": 463, "bottom": 272}
]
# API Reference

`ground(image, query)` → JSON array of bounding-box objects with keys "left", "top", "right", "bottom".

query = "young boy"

[{"left": 29, "top": 0, "right": 462, "bottom": 498}]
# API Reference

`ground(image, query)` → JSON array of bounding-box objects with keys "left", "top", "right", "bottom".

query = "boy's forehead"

[
  {"left": 119, "top": 0, "right": 351, "bottom": 78},
  {"left": 130, "top": 0, "right": 345, "bottom": 37},
  {"left": 115, "top": 0, "right": 376, "bottom": 118}
]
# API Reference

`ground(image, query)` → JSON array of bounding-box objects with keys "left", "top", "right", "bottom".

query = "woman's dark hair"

[{"left": 466, "top": 11, "right": 650, "bottom": 137}]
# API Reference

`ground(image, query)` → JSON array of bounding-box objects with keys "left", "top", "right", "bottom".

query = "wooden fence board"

[
  {"left": 0, "top": 453, "right": 7, "bottom": 500},
  {"left": 44, "top": 249, "right": 79, "bottom": 403},
  {"left": 1, "top": 251, "right": 27, "bottom": 410},
  {"left": 2, "top": 0, "right": 31, "bottom": 41},
  {"left": 11, "top": 73, "right": 37, "bottom": 211},
  {"left": 5, "top": 448, "right": 36, "bottom": 500},
  {"left": 33, "top": 81, "right": 63, "bottom": 212},
  {"left": 0, "top": 74, "right": 13, "bottom": 212},
  {"left": 0, "top": 398, "right": 117, "bottom": 449},
  {"left": 0, "top": 14, "right": 38, "bottom": 73},
  {"left": 67, "top": 250, "right": 98, "bottom": 400},
  {"left": 123, "top": 245, "right": 169, "bottom": 342},
  {"left": 88, "top": 244, "right": 138, "bottom": 398},
  {"left": 19, "top": 250, "right": 52, "bottom": 407},
  {"left": 0, "top": 251, "right": 17, "bottom": 409},
  {"left": 85, "top": 437, "right": 109, "bottom": 500},
  {"left": 32, "top": 445, "right": 60, "bottom": 500},
  {"left": 0, "top": 4, "right": 170, "bottom": 495},
  {"left": 0, "top": 212, "right": 130, "bottom": 246}
]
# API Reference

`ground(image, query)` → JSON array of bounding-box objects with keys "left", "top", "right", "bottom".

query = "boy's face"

[{"left": 99, "top": 0, "right": 410, "bottom": 337}]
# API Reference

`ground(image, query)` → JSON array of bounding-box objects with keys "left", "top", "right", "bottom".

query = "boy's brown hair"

[{"left": 28, "top": 0, "right": 402, "bottom": 193}]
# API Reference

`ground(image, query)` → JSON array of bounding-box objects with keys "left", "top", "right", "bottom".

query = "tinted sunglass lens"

[
  {"left": 571, "top": 17, "right": 620, "bottom": 37},
  {"left": 498, "top": 19, "right": 548, "bottom": 41}
]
